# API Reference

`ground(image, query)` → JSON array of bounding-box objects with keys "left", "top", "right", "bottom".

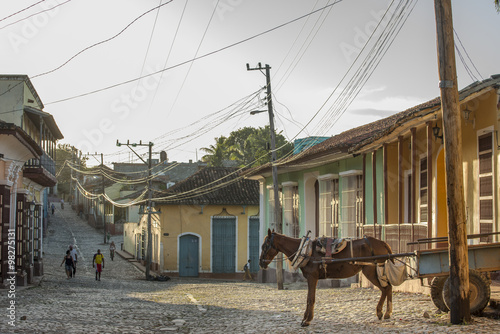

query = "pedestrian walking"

[
  {"left": 69, "top": 245, "right": 78, "bottom": 277},
  {"left": 60, "top": 250, "right": 74, "bottom": 279},
  {"left": 109, "top": 241, "right": 116, "bottom": 261},
  {"left": 51, "top": 203, "right": 55, "bottom": 215},
  {"left": 93, "top": 249, "right": 105, "bottom": 281},
  {"left": 60, "top": 198, "right": 64, "bottom": 209},
  {"left": 243, "top": 259, "right": 253, "bottom": 281}
]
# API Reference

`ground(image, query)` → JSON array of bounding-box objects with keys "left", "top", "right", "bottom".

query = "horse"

[{"left": 259, "top": 229, "right": 394, "bottom": 327}]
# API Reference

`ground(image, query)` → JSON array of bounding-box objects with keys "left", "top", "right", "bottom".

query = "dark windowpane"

[
  {"left": 480, "top": 223, "right": 493, "bottom": 242},
  {"left": 478, "top": 133, "right": 492, "bottom": 152},
  {"left": 480, "top": 200, "right": 493, "bottom": 220},
  {"left": 420, "top": 157, "right": 427, "bottom": 171},
  {"left": 480, "top": 176, "right": 492, "bottom": 197},
  {"left": 479, "top": 153, "right": 492, "bottom": 174},
  {"left": 420, "top": 171, "right": 427, "bottom": 187}
]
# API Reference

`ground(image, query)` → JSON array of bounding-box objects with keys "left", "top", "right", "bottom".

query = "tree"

[
  {"left": 55, "top": 144, "right": 87, "bottom": 198},
  {"left": 202, "top": 127, "right": 294, "bottom": 168},
  {"left": 496, "top": 0, "right": 500, "bottom": 12},
  {"left": 200, "top": 136, "right": 229, "bottom": 167}
]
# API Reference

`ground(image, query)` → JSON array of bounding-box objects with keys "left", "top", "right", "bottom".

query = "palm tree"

[{"left": 200, "top": 136, "right": 228, "bottom": 167}]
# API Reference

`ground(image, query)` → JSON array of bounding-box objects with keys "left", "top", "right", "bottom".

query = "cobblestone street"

[{"left": 1, "top": 205, "right": 499, "bottom": 333}]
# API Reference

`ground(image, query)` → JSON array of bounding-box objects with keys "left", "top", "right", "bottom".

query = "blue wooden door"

[
  {"left": 249, "top": 217, "right": 260, "bottom": 272},
  {"left": 179, "top": 234, "right": 199, "bottom": 277},
  {"left": 212, "top": 218, "right": 236, "bottom": 273}
]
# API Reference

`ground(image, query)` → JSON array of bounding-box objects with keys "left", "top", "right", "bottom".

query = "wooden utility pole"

[
  {"left": 116, "top": 140, "right": 155, "bottom": 280},
  {"left": 434, "top": 0, "right": 470, "bottom": 323},
  {"left": 100, "top": 153, "right": 107, "bottom": 244},
  {"left": 87, "top": 152, "right": 107, "bottom": 244},
  {"left": 247, "top": 62, "right": 284, "bottom": 290}
]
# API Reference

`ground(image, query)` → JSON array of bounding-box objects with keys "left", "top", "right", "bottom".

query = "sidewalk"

[{"left": 115, "top": 249, "right": 147, "bottom": 274}]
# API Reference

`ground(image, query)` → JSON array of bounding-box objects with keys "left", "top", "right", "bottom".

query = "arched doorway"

[{"left": 179, "top": 234, "right": 199, "bottom": 277}]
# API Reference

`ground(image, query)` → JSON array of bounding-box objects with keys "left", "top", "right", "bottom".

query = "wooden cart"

[{"left": 411, "top": 232, "right": 500, "bottom": 314}]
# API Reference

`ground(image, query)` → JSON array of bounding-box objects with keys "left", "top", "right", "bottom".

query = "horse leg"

[
  {"left": 362, "top": 266, "right": 392, "bottom": 320},
  {"left": 384, "top": 284, "right": 393, "bottom": 319},
  {"left": 301, "top": 277, "right": 318, "bottom": 327}
]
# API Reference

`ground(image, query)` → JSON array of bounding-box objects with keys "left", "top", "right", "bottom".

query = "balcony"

[{"left": 23, "top": 153, "right": 57, "bottom": 187}]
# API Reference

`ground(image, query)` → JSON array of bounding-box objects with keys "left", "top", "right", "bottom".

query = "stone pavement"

[{"left": 1, "top": 204, "right": 499, "bottom": 333}]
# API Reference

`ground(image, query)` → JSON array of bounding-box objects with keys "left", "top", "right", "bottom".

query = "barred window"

[
  {"left": 318, "top": 175, "right": 339, "bottom": 237},
  {"left": 340, "top": 172, "right": 363, "bottom": 238},
  {"left": 283, "top": 183, "right": 299, "bottom": 238},
  {"left": 268, "top": 186, "right": 282, "bottom": 231},
  {"left": 419, "top": 157, "right": 428, "bottom": 223},
  {"left": 478, "top": 132, "right": 493, "bottom": 242}
]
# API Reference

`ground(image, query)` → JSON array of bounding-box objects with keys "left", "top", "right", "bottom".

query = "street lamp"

[{"left": 29, "top": 200, "right": 36, "bottom": 213}]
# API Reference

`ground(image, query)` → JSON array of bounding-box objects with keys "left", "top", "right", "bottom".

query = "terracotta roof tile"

[
  {"left": 256, "top": 75, "right": 499, "bottom": 170},
  {"left": 157, "top": 167, "right": 259, "bottom": 205}
]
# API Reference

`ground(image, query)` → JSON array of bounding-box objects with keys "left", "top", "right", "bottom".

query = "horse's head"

[{"left": 259, "top": 229, "right": 279, "bottom": 269}]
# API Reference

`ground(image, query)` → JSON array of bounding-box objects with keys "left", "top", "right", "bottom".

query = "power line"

[
  {"left": 453, "top": 28, "right": 483, "bottom": 82},
  {"left": 0, "top": 0, "right": 72, "bottom": 30},
  {"left": 0, "top": 0, "right": 47, "bottom": 23},
  {"left": 146, "top": 0, "right": 190, "bottom": 116},
  {"left": 42, "top": 0, "right": 345, "bottom": 106},
  {"left": 31, "top": 1, "right": 173, "bottom": 79},
  {"left": 167, "top": 0, "right": 220, "bottom": 118},
  {"left": 135, "top": 0, "right": 164, "bottom": 94}
]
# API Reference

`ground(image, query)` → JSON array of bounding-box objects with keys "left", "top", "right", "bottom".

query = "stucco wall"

[{"left": 160, "top": 204, "right": 259, "bottom": 274}]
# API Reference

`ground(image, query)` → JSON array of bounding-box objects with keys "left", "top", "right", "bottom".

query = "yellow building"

[{"left": 124, "top": 167, "right": 260, "bottom": 278}]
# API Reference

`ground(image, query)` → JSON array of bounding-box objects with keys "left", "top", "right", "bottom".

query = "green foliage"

[
  {"left": 201, "top": 126, "right": 293, "bottom": 167},
  {"left": 55, "top": 144, "right": 87, "bottom": 196}
]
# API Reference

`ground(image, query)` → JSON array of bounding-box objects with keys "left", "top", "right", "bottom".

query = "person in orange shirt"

[{"left": 92, "top": 249, "right": 105, "bottom": 281}]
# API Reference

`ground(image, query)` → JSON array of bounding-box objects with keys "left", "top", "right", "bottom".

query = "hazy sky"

[{"left": 1, "top": 0, "right": 499, "bottom": 166}]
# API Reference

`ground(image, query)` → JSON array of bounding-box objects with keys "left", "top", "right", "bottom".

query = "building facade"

[
  {"left": 247, "top": 75, "right": 500, "bottom": 289},
  {"left": 123, "top": 167, "right": 261, "bottom": 278},
  {"left": 0, "top": 75, "right": 63, "bottom": 286}
]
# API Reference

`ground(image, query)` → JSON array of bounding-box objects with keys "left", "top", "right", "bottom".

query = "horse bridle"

[{"left": 261, "top": 233, "right": 278, "bottom": 263}]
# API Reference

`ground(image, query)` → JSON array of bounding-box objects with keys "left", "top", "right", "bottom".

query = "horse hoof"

[
  {"left": 301, "top": 321, "right": 310, "bottom": 327},
  {"left": 384, "top": 314, "right": 391, "bottom": 320},
  {"left": 377, "top": 314, "right": 383, "bottom": 320}
]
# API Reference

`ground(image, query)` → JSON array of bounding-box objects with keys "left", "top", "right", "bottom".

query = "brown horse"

[{"left": 259, "top": 229, "right": 394, "bottom": 327}]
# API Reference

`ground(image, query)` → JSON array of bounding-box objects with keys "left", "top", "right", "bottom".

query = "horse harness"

[{"left": 318, "top": 236, "right": 375, "bottom": 276}]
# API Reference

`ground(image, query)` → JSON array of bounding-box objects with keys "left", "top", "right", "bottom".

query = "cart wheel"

[
  {"left": 430, "top": 276, "right": 449, "bottom": 312},
  {"left": 442, "top": 269, "right": 491, "bottom": 315}
]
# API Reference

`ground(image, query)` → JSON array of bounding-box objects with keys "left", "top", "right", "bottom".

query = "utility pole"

[
  {"left": 117, "top": 140, "right": 154, "bottom": 280},
  {"left": 247, "top": 62, "right": 284, "bottom": 290},
  {"left": 101, "top": 153, "right": 106, "bottom": 244},
  {"left": 70, "top": 148, "right": 74, "bottom": 206},
  {"left": 434, "top": 0, "right": 470, "bottom": 323},
  {"left": 87, "top": 152, "right": 107, "bottom": 244}
]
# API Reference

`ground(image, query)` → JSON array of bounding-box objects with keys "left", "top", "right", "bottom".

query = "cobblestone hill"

[{"left": 1, "top": 205, "right": 499, "bottom": 333}]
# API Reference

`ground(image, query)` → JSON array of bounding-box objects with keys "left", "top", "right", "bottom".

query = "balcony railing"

[{"left": 25, "top": 153, "right": 56, "bottom": 176}]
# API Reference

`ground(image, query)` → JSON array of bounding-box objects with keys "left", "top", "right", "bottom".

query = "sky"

[{"left": 1, "top": 0, "right": 499, "bottom": 167}]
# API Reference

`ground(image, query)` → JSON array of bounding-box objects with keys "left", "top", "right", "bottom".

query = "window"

[
  {"left": 478, "top": 132, "right": 493, "bottom": 242},
  {"left": 318, "top": 175, "right": 339, "bottom": 237},
  {"left": 267, "top": 186, "right": 282, "bottom": 231},
  {"left": 419, "top": 157, "right": 428, "bottom": 224},
  {"left": 283, "top": 182, "right": 299, "bottom": 238},
  {"left": 340, "top": 171, "right": 363, "bottom": 238}
]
